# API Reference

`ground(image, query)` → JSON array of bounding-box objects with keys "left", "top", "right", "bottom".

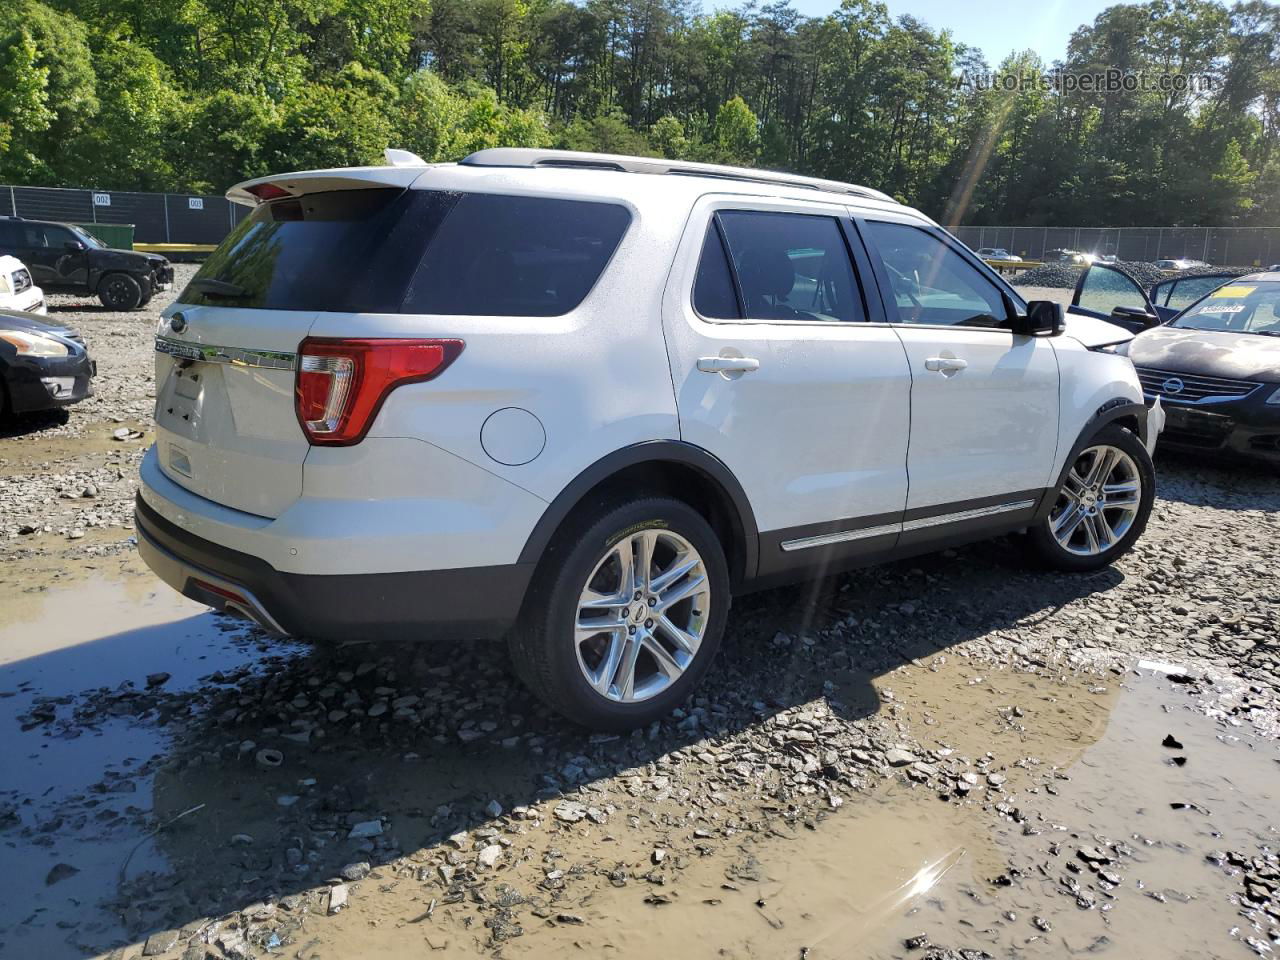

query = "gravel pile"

[{"left": 1013, "top": 260, "right": 1255, "bottom": 290}]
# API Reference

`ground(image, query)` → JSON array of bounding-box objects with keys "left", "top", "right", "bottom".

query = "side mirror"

[
  {"left": 64, "top": 240, "right": 86, "bottom": 252},
  {"left": 1111, "top": 305, "right": 1161, "bottom": 331},
  {"left": 1011, "top": 300, "right": 1064, "bottom": 336}
]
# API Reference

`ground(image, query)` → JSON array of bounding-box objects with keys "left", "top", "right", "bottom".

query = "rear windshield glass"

[{"left": 180, "top": 188, "right": 631, "bottom": 315}]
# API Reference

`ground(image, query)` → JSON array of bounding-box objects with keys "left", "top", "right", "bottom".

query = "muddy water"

[
  {"left": 0, "top": 576, "right": 299, "bottom": 958},
  {"left": 258, "top": 661, "right": 1131, "bottom": 959},
  {"left": 872, "top": 669, "right": 1280, "bottom": 959},
  {"left": 2, "top": 570, "right": 1276, "bottom": 960}
]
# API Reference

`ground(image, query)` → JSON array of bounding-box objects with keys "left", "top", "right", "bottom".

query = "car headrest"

[{"left": 738, "top": 247, "right": 795, "bottom": 300}]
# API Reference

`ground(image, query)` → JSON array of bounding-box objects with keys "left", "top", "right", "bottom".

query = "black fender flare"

[
  {"left": 1034, "top": 399, "right": 1149, "bottom": 522},
  {"left": 516, "top": 440, "right": 760, "bottom": 580}
]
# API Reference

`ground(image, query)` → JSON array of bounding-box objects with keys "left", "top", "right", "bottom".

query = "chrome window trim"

[{"left": 155, "top": 336, "right": 296, "bottom": 371}]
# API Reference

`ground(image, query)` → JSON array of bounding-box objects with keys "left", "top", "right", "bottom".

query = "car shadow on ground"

[
  {"left": 0, "top": 407, "right": 70, "bottom": 439},
  {"left": 0, "top": 536, "right": 1125, "bottom": 956}
]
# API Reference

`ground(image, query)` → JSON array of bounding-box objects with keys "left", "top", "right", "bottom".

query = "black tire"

[
  {"left": 1027, "top": 424, "right": 1155, "bottom": 571},
  {"left": 98, "top": 273, "right": 144, "bottom": 310},
  {"left": 509, "top": 496, "right": 730, "bottom": 731}
]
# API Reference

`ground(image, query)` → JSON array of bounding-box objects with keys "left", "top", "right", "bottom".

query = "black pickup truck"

[{"left": 0, "top": 216, "right": 173, "bottom": 310}]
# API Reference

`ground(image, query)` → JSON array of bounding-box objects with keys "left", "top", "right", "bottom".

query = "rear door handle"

[
  {"left": 924, "top": 356, "right": 968, "bottom": 374},
  {"left": 697, "top": 356, "right": 760, "bottom": 374}
]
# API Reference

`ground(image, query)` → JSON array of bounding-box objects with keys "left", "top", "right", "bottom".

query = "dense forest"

[{"left": 0, "top": 0, "right": 1277, "bottom": 226}]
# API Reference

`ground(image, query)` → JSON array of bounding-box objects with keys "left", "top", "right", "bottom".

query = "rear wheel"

[
  {"left": 98, "top": 273, "right": 143, "bottom": 310},
  {"left": 1027, "top": 424, "right": 1154, "bottom": 571},
  {"left": 509, "top": 497, "right": 730, "bottom": 731}
]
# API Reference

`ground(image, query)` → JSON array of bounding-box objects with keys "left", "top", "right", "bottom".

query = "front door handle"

[
  {"left": 697, "top": 356, "right": 760, "bottom": 374},
  {"left": 924, "top": 356, "right": 968, "bottom": 374}
]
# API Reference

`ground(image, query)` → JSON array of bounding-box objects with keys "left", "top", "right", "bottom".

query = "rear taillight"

[{"left": 295, "top": 338, "right": 464, "bottom": 446}]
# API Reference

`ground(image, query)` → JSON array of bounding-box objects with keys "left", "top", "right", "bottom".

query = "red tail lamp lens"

[{"left": 295, "top": 338, "right": 464, "bottom": 445}]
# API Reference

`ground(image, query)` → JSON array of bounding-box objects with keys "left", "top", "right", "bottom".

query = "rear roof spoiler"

[{"left": 226, "top": 165, "right": 430, "bottom": 206}]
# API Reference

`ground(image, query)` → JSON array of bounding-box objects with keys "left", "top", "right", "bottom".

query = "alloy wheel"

[
  {"left": 574, "top": 528, "right": 711, "bottom": 703},
  {"left": 1050, "top": 443, "right": 1142, "bottom": 556}
]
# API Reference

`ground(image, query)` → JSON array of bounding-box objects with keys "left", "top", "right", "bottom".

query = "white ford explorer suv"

[{"left": 136, "top": 148, "right": 1158, "bottom": 730}]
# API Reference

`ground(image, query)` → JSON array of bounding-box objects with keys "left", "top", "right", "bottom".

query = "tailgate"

[{"left": 154, "top": 305, "right": 315, "bottom": 517}]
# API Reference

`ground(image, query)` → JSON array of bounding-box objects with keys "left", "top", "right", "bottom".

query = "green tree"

[
  {"left": 712, "top": 95, "right": 758, "bottom": 165},
  {"left": 0, "top": 30, "right": 54, "bottom": 171}
]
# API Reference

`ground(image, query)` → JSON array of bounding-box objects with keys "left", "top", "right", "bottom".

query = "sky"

[{"left": 785, "top": 0, "right": 1122, "bottom": 66}]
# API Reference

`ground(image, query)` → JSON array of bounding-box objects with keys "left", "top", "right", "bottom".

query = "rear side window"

[
  {"left": 181, "top": 189, "right": 630, "bottom": 315},
  {"left": 716, "top": 211, "right": 865, "bottom": 322},
  {"left": 403, "top": 194, "right": 630, "bottom": 316}
]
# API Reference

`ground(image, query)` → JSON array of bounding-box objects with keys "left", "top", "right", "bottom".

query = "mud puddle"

[
  {"left": 0, "top": 576, "right": 300, "bottom": 958},
  {"left": 2, "top": 568, "right": 1276, "bottom": 960},
  {"left": 871, "top": 667, "right": 1280, "bottom": 958}
]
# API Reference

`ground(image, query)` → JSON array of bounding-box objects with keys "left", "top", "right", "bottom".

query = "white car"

[
  {"left": 135, "top": 148, "right": 1158, "bottom": 730},
  {"left": 0, "top": 254, "right": 45, "bottom": 314},
  {"left": 976, "top": 247, "right": 1022, "bottom": 262}
]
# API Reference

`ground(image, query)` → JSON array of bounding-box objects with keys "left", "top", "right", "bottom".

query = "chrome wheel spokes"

[
  {"left": 1050, "top": 444, "right": 1142, "bottom": 556},
  {"left": 575, "top": 529, "right": 710, "bottom": 703}
]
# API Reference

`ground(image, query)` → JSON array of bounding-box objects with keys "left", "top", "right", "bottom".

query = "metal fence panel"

[{"left": 2, "top": 184, "right": 242, "bottom": 245}]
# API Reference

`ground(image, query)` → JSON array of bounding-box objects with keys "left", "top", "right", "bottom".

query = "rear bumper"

[{"left": 135, "top": 495, "right": 534, "bottom": 642}]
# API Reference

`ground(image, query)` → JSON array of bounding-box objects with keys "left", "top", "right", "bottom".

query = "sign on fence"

[
  {"left": 188, "top": 197, "right": 204, "bottom": 210},
  {"left": 92, "top": 193, "right": 111, "bottom": 207}
]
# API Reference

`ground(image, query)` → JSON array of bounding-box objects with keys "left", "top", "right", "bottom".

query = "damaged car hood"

[{"left": 1125, "top": 326, "right": 1280, "bottom": 382}]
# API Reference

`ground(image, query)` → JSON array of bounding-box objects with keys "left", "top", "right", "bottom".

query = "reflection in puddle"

[{"left": 0, "top": 576, "right": 296, "bottom": 959}]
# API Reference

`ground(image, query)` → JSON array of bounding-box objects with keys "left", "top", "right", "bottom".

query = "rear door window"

[
  {"left": 180, "top": 189, "right": 631, "bottom": 316},
  {"left": 715, "top": 211, "right": 866, "bottom": 322}
]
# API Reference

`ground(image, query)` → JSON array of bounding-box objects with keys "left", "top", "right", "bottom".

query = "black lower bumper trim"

[{"left": 134, "top": 495, "right": 533, "bottom": 642}]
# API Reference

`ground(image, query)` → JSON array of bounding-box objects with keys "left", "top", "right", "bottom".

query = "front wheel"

[
  {"left": 1027, "top": 424, "right": 1155, "bottom": 571},
  {"left": 509, "top": 497, "right": 730, "bottom": 731}
]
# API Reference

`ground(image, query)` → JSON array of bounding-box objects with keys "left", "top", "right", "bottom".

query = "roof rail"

[{"left": 459, "top": 148, "right": 895, "bottom": 203}]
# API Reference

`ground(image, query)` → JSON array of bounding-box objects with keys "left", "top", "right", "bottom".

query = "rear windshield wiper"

[{"left": 190, "top": 277, "right": 251, "bottom": 299}]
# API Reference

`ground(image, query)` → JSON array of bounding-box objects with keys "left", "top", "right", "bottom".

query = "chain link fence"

[
  {"left": 2, "top": 184, "right": 247, "bottom": 245},
  {"left": 950, "top": 225, "right": 1280, "bottom": 267}
]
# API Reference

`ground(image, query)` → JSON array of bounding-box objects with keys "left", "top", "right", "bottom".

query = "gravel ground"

[{"left": 1, "top": 271, "right": 1278, "bottom": 959}]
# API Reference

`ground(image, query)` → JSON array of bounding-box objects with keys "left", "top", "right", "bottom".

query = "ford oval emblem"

[
  {"left": 170, "top": 312, "right": 187, "bottom": 334},
  {"left": 1163, "top": 377, "right": 1184, "bottom": 394}
]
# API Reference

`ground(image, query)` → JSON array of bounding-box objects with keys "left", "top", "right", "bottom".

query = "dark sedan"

[
  {"left": 1123, "top": 274, "right": 1280, "bottom": 465},
  {"left": 0, "top": 309, "right": 96, "bottom": 417}
]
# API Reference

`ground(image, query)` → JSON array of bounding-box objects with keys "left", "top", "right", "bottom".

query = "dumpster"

[{"left": 75, "top": 222, "right": 135, "bottom": 250}]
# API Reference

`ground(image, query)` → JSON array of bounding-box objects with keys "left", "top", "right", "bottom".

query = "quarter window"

[
  {"left": 865, "top": 221, "right": 1009, "bottom": 328},
  {"left": 713, "top": 211, "right": 866, "bottom": 322},
  {"left": 693, "top": 224, "right": 741, "bottom": 319},
  {"left": 404, "top": 194, "right": 631, "bottom": 317}
]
